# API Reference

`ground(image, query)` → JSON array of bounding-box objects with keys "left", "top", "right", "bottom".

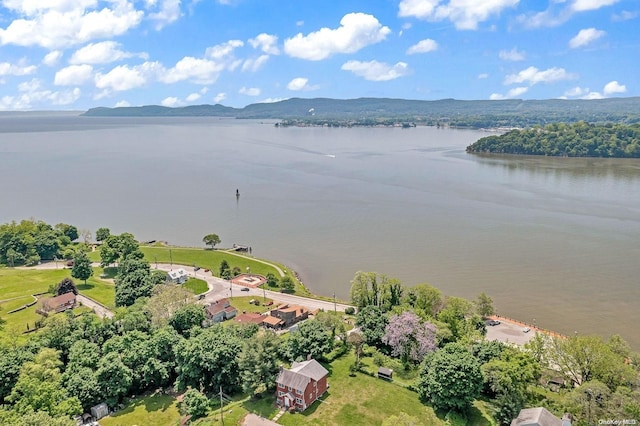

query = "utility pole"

[
  {"left": 333, "top": 292, "right": 337, "bottom": 312},
  {"left": 220, "top": 386, "right": 224, "bottom": 426},
  {"left": 169, "top": 248, "right": 173, "bottom": 268},
  {"left": 155, "top": 255, "right": 157, "bottom": 269}
]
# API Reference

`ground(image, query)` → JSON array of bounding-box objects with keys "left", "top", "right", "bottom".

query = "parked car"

[
  {"left": 240, "top": 287, "right": 250, "bottom": 292},
  {"left": 204, "top": 268, "right": 210, "bottom": 272},
  {"left": 523, "top": 327, "right": 531, "bottom": 333},
  {"left": 488, "top": 320, "right": 501, "bottom": 326}
]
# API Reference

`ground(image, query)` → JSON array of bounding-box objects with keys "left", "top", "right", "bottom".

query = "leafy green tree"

[
  {"left": 34, "top": 229, "right": 61, "bottom": 260},
  {"left": 403, "top": 284, "right": 443, "bottom": 318},
  {"left": 55, "top": 223, "right": 79, "bottom": 241},
  {"left": 219, "top": 259, "right": 231, "bottom": 279},
  {"left": 95, "top": 227, "right": 110, "bottom": 242},
  {"left": 0, "top": 345, "right": 35, "bottom": 403},
  {"left": 349, "top": 271, "right": 377, "bottom": 309},
  {"left": 315, "top": 311, "right": 346, "bottom": 341},
  {"left": 203, "top": 233, "right": 221, "bottom": 249},
  {"left": 62, "top": 367, "right": 101, "bottom": 411},
  {"left": 286, "top": 319, "right": 333, "bottom": 361},
  {"left": 265, "top": 272, "right": 278, "bottom": 287},
  {"left": 347, "top": 332, "right": 365, "bottom": 368},
  {"left": 146, "top": 285, "right": 194, "bottom": 328},
  {"left": 169, "top": 304, "right": 205, "bottom": 336},
  {"left": 280, "top": 275, "right": 295, "bottom": 291},
  {"left": 0, "top": 409, "right": 76, "bottom": 426},
  {"left": 437, "top": 296, "right": 473, "bottom": 341},
  {"left": 99, "top": 233, "right": 140, "bottom": 267},
  {"left": 7, "top": 348, "right": 82, "bottom": 418},
  {"left": 475, "top": 292, "right": 495, "bottom": 318},
  {"left": 181, "top": 388, "right": 209, "bottom": 418},
  {"left": 238, "top": 331, "right": 282, "bottom": 396},
  {"left": 71, "top": 251, "right": 93, "bottom": 284},
  {"left": 417, "top": 343, "right": 483, "bottom": 412},
  {"left": 355, "top": 305, "right": 388, "bottom": 347},
  {"left": 55, "top": 277, "right": 78, "bottom": 296},
  {"left": 96, "top": 352, "right": 133, "bottom": 406},
  {"left": 115, "top": 257, "right": 154, "bottom": 307}
]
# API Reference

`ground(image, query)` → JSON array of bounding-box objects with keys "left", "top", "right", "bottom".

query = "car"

[
  {"left": 523, "top": 327, "right": 531, "bottom": 333},
  {"left": 204, "top": 268, "right": 210, "bottom": 272},
  {"left": 488, "top": 320, "right": 501, "bottom": 326},
  {"left": 240, "top": 287, "right": 250, "bottom": 292}
]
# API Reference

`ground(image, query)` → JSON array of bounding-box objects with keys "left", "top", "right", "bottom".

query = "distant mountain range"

[{"left": 82, "top": 97, "right": 640, "bottom": 127}]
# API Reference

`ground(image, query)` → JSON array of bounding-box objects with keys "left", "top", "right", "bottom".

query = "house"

[
  {"left": 42, "top": 292, "right": 76, "bottom": 313},
  {"left": 234, "top": 312, "right": 266, "bottom": 325},
  {"left": 205, "top": 298, "right": 237, "bottom": 323},
  {"left": 262, "top": 315, "right": 284, "bottom": 329},
  {"left": 166, "top": 268, "right": 188, "bottom": 284},
  {"left": 276, "top": 359, "right": 329, "bottom": 411},
  {"left": 90, "top": 402, "right": 109, "bottom": 420},
  {"left": 511, "top": 407, "right": 572, "bottom": 426},
  {"left": 270, "top": 304, "right": 310, "bottom": 327}
]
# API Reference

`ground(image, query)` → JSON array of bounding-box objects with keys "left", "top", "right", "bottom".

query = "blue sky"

[{"left": 0, "top": 0, "right": 638, "bottom": 110}]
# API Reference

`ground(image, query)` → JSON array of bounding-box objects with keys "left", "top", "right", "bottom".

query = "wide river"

[{"left": 2, "top": 113, "right": 639, "bottom": 347}]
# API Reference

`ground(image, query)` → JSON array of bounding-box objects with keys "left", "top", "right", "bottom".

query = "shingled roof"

[
  {"left": 511, "top": 407, "right": 563, "bottom": 426},
  {"left": 276, "top": 359, "right": 328, "bottom": 391}
]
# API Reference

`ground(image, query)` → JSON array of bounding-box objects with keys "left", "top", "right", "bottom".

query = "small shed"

[
  {"left": 91, "top": 402, "right": 109, "bottom": 420},
  {"left": 377, "top": 367, "right": 393, "bottom": 381},
  {"left": 167, "top": 268, "right": 188, "bottom": 284}
]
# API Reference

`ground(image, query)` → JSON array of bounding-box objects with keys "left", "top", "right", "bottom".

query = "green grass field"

[
  {"left": 183, "top": 277, "right": 208, "bottom": 295},
  {"left": 229, "top": 296, "right": 274, "bottom": 315},
  {"left": 99, "top": 393, "right": 181, "bottom": 426}
]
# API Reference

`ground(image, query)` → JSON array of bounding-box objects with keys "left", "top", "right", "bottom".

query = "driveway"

[
  {"left": 485, "top": 319, "right": 536, "bottom": 346},
  {"left": 77, "top": 294, "right": 114, "bottom": 319}
]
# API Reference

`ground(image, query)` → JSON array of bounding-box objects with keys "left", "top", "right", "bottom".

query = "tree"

[
  {"left": 349, "top": 271, "right": 376, "bottom": 309},
  {"left": 99, "top": 233, "right": 140, "bottom": 267},
  {"left": 95, "top": 227, "right": 110, "bottom": 242},
  {"left": 280, "top": 275, "right": 294, "bottom": 291},
  {"left": 55, "top": 277, "right": 78, "bottom": 296},
  {"left": 355, "top": 305, "right": 388, "bottom": 347},
  {"left": 181, "top": 388, "right": 209, "bottom": 418},
  {"left": 96, "top": 352, "right": 132, "bottom": 406},
  {"left": 202, "top": 234, "right": 221, "bottom": 249},
  {"left": 238, "top": 331, "right": 281, "bottom": 396},
  {"left": 169, "top": 304, "right": 205, "bottom": 336},
  {"left": 417, "top": 343, "right": 483, "bottom": 412},
  {"left": 219, "top": 259, "right": 231, "bottom": 279},
  {"left": 146, "top": 285, "right": 194, "bottom": 328},
  {"left": 79, "top": 229, "right": 92, "bottom": 245},
  {"left": 71, "top": 251, "right": 93, "bottom": 284},
  {"left": 437, "top": 296, "right": 473, "bottom": 341},
  {"left": 382, "top": 311, "right": 437, "bottom": 365},
  {"left": 475, "top": 292, "right": 495, "bottom": 318},
  {"left": 347, "top": 332, "right": 365, "bottom": 368},
  {"left": 265, "top": 272, "right": 278, "bottom": 287},
  {"left": 0, "top": 345, "right": 34, "bottom": 403},
  {"left": 286, "top": 320, "right": 334, "bottom": 361},
  {"left": 115, "top": 257, "right": 154, "bottom": 307},
  {"left": 55, "top": 223, "right": 78, "bottom": 241}
]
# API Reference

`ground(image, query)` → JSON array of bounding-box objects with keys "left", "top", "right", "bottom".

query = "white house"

[{"left": 166, "top": 268, "right": 188, "bottom": 284}]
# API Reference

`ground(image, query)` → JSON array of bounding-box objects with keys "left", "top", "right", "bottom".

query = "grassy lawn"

[
  {"left": 100, "top": 393, "right": 180, "bottom": 426},
  {"left": 76, "top": 269, "right": 116, "bottom": 309},
  {"left": 278, "top": 354, "right": 443, "bottom": 426},
  {"left": 182, "top": 277, "right": 208, "bottom": 295},
  {"left": 192, "top": 394, "right": 279, "bottom": 426},
  {"left": 229, "top": 296, "right": 274, "bottom": 315}
]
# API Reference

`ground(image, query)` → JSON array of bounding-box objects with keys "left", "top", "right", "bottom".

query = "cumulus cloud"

[
  {"left": 489, "top": 86, "right": 529, "bottom": 100},
  {"left": 398, "top": 0, "right": 519, "bottom": 30},
  {"left": 499, "top": 48, "right": 525, "bottom": 61},
  {"left": 406, "top": 38, "right": 438, "bottom": 54},
  {"left": 0, "top": 61, "right": 37, "bottom": 76},
  {"left": 54, "top": 64, "right": 93, "bottom": 85},
  {"left": 70, "top": 41, "right": 141, "bottom": 64},
  {"left": 248, "top": 33, "right": 279, "bottom": 55},
  {"left": 603, "top": 80, "right": 626, "bottom": 95},
  {"left": 284, "top": 13, "right": 391, "bottom": 60},
  {"left": 114, "top": 100, "right": 131, "bottom": 107},
  {"left": 569, "top": 28, "right": 606, "bottom": 48},
  {"left": 242, "top": 55, "right": 270, "bottom": 72},
  {"left": 42, "top": 50, "right": 63, "bottom": 66},
  {"left": 205, "top": 40, "right": 243, "bottom": 59},
  {"left": 571, "top": 0, "right": 619, "bottom": 12},
  {"left": 504, "top": 66, "right": 577, "bottom": 85},
  {"left": 0, "top": 85, "right": 81, "bottom": 110},
  {"left": 478, "top": 73, "right": 489, "bottom": 79},
  {"left": 0, "top": 2, "right": 144, "bottom": 49},
  {"left": 213, "top": 92, "right": 226, "bottom": 103},
  {"left": 612, "top": 10, "right": 639, "bottom": 21},
  {"left": 95, "top": 61, "right": 162, "bottom": 91},
  {"left": 582, "top": 91, "right": 604, "bottom": 99},
  {"left": 186, "top": 92, "right": 201, "bottom": 102},
  {"left": 341, "top": 60, "right": 410, "bottom": 81},
  {"left": 161, "top": 96, "right": 183, "bottom": 107},
  {"left": 563, "top": 86, "right": 589, "bottom": 97},
  {"left": 260, "top": 97, "right": 288, "bottom": 103},
  {"left": 286, "top": 77, "right": 318, "bottom": 91},
  {"left": 239, "top": 87, "right": 261, "bottom": 96},
  {"left": 160, "top": 57, "right": 223, "bottom": 84},
  {"left": 146, "top": 0, "right": 182, "bottom": 30}
]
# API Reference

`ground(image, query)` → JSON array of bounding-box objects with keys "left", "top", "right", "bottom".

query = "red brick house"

[
  {"left": 276, "top": 359, "right": 328, "bottom": 411},
  {"left": 42, "top": 292, "right": 76, "bottom": 313},
  {"left": 270, "top": 304, "right": 310, "bottom": 327}
]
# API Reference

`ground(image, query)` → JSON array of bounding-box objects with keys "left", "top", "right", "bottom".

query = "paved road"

[
  {"left": 77, "top": 294, "right": 114, "bottom": 319},
  {"left": 485, "top": 319, "right": 536, "bottom": 346}
]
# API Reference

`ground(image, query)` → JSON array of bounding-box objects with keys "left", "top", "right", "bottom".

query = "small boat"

[{"left": 236, "top": 189, "right": 240, "bottom": 197}]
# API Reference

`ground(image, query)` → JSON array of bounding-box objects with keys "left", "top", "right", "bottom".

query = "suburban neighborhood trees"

[
  {"left": 202, "top": 234, "right": 221, "bottom": 249},
  {"left": 114, "top": 257, "right": 154, "bottom": 307},
  {"left": 237, "top": 331, "right": 281, "bottom": 396},
  {"left": 95, "top": 227, "right": 110, "bottom": 242},
  {"left": 181, "top": 388, "right": 209, "bottom": 418},
  {"left": 382, "top": 311, "right": 437, "bottom": 365},
  {"left": 55, "top": 277, "right": 78, "bottom": 296},
  {"left": 286, "top": 319, "right": 334, "bottom": 361},
  {"left": 71, "top": 251, "right": 93, "bottom": 284}
]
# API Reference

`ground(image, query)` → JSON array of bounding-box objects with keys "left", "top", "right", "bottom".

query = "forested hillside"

[{"left": 466, "top": 122, "right": 640, "bottom": 157}]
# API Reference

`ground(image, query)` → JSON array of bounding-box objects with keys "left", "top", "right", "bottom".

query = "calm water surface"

[{"left": 2, "top": 114, "right": 639, "bottom": 347}]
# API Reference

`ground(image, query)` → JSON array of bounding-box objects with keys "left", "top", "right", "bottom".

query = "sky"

[{"left": 0, "top": 0, "right": 638, "bottom": 110}]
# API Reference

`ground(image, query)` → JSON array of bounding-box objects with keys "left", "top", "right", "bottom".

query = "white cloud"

[
  {"left": 406, "top": 38, "right": 438, "bottom": 54},
  {"left": 284, "top": 13, "right": 391, "bottom": 61},
  {"left": 0, "top": 86, "right": 81, "bottom": 110},
  {"left": 341, "top": 60, "right": 410, "bottom": 81},
  {"left": 0, "top": 3, "right": 144, "bottom": 49},
  {"left": 489, "top": 86, "right": 529, "bottom": 100},
  {"left": 213, "top": 92, "right": 226, "bottom": 103},
  {"left": 571, "top": 0, "right": 618, "bottom": 12},
  {"left": 603, "top": 80, "right": 626, "bottom": 95},
  {"left": 186, "top": 92, "right": 201, "bottom": 102},
  {"left": 95, "top": 61, "right": 161, "bottom": 91},
  {"left": 260, "top": 97, "right": 288, "bottom": 103},
  {"left": 114, "top": 100, "right": 130, "bottom": 107},
  {"left": 569, "top": 28, "right": 606, "bottom": 48},
  {"left": 499, "top": 48, "right": 525, "bottom": 61},
  {"left": 239, "top": 87, "right": 261, "bottom": 96},
  {"left": 161, "top": 96, "right": 183, "bottom": 107},
  {"left": 286, "top": 77, "right": 319, "bottom": 91},
  {"left": 205, "top": 40, "right": 243, "bottom": 60},
  {"left": 612, "top": 10, "right": 639, "bottom": 21},
  {"left": 398, "top": 0, "right": 519, "bottom": 30},
  {"left": 582, "top": 91, "right": 604, "bottom": 99},
  {"left": 478, "top": 73, "right": 489, "bottom": 79},
  {"left": 18, "top": 78, "right": 41, "bottom": 92},
  {"left": 160, "top": 57, "right": 223, "bottom": 84},
  {"left": 54, "top": 64, "right": 93, "bottom": 85},
  {"left": 0, "top": 62, "right": 37, "bottom": 76},
  {"left": 70, "top": 41, "right": 139, "bottom": 64},
  {"left": 504, "top": 66, "right": 577, "bottom": 85},
  {"left": 146, "top": 0, "right": 182, "bottom": 30},
  {"left": 489, "top": 93, "right": 505, "bottom": 100},
  {"left": 248, "top": 33, "right": 279, "bottom": 55},
  {"left": 42, "top": 50, "right": 63, "bottom": 66},
  {"left": 564, "top": 86, "right": 589, "bottom": 97},
  {"left": 242, "top": 55, "right": 270, "bottom": 72}
]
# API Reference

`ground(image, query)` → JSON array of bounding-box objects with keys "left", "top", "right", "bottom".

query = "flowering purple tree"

[{"left": 382, "top": 311, "right": 437, "bottom": 364}]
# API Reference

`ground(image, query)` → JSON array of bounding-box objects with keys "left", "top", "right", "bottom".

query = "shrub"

[{"left": 345, "top": 307, "right": 355, "bottom": 315}]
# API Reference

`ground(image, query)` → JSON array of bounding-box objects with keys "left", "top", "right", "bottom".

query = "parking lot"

[{"left": 485, "top": 319, "right": 537, "bottom": 346}]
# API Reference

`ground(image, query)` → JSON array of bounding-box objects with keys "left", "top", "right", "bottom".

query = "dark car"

[
  {"left": 488, "top": 320, "right": 501, "bottom": 326},
  {"left": 240, "top": 287, "right": 250, "bottom": 292}
]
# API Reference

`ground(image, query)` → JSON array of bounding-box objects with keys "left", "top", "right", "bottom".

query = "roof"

[
  {"left": 263, "top": 316, "right": 283, "bottom": 326},
  {"left": 206, "top": 299, "right": 232, "bottom": 317},
  {"left": 167, "top": 268, "right": 187, "bottom": 279},
  {"left": 511, "top": 407, "right": 563, "bottom": 426},
  {"left": 234, "top": 313, "right": 266, "bottom": 324},
  {"left": 47, "top": 292, "right": 76, "bottom": 308},
  {"left": 378, "top": 367, "right": 393, "bottom": 376},
  {"left": 289, "top": 359, "right": 329, "bottom": 382},
  {"left": 276, "top": 369, "right": 310, "bottom": 391}
]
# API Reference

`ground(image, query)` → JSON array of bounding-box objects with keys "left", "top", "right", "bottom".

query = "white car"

[{"left": 523, "top": 327, "right": 531, "bottom": 333}]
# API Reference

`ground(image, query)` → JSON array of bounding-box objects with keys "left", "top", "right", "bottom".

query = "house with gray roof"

[
  {"left": 275, "top": 359, "right": 328, "bottom": 411},
  {"left": 511, "top": 407, "right": 572, "bottom": 426}
]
